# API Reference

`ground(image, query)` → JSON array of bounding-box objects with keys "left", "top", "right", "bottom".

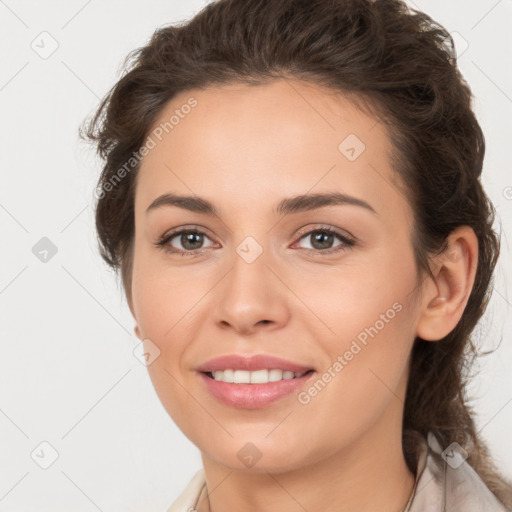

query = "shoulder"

[
  {"left": 409, "top": 432, "right": 509, "bottom": 512},
  {"left": 165, "top": 469, "right": 206, "bottom": 512}
]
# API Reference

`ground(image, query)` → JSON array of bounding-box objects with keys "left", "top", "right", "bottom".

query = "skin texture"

[{"left": 128, "top": 79, "right": 478, "bottom": 512}]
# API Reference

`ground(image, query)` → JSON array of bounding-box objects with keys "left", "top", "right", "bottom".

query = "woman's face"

[{"left": 130, "top": 79, "right": 424, "bottom": 472}]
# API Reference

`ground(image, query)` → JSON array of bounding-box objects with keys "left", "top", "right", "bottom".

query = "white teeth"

[
  {"left": 223, "top": 369, "right": 234, "bottom": 383},
  {"left": 268, "top": 369, "right": 283, "bottom": 382},
  {"left": 250, "top": 369, "right": 268, "bottom": 384},
  {"left": 210, "top": 369, "right": 308, "bottom": 384},
  {"left": 233, "top": 370, "right": 251, "bottom": 384}
]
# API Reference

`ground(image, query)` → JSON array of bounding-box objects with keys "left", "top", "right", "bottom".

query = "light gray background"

[{"left": 1, "top": 1, "right": 511, "bottom": 510}]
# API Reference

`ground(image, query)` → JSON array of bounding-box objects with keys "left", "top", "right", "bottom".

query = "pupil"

[
  {"left": 312, "top": 232, "right": 333, "bottom": 250},
  {"left": 182, "top": 232, "right": 202, "bottom": 250}
]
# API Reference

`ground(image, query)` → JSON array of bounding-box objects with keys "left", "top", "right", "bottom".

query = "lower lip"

[{"left": 199, "top": 371, "right": 315, "bottom": 409}]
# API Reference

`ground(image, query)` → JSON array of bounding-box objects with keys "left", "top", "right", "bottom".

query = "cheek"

[
  {"left": 130, "top": 253, "right": 222, "bottom": 422},
  {"left": 130, "top": 264, "right": 205, "bottom": 437},
  {"left": 292, "top": 297, "right": 415, "bottom": 458},
  {"left": 131, "top": 248, "right": 215, "bottom": 343},
  {"left": 295, "top": 249, "right": 416, "bottom": 346},
  {"left": 296, "top": 249, "right": 418, "bottom": 415}
]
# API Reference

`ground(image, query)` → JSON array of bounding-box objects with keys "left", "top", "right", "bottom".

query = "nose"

[{"left": 213, "top": 246, "right": 290, "bottom": 336}]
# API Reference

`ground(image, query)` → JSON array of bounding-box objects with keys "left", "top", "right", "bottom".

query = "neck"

[{"left": 198, "top": 419, "right": 415, "bottom": 512}]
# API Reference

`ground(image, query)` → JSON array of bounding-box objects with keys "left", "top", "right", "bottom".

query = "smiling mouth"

[
  {"left": 204, "top": 368, "right": 315, "bottom": 384},
  {"left": 199, "top": 366, "right": 317, "bottom": 409}
]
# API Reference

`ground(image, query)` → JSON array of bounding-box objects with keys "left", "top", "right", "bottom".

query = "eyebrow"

[{"left": 146, "top": 191, "right": 378, "bottom": 216}]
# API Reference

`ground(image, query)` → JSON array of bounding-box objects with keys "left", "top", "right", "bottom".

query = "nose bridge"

[
  {"left": 214, "top": 234, "right": 289, "bottom": 333},
  {"left": 225, "top": 235, "right": 272, "bottom": 307}
]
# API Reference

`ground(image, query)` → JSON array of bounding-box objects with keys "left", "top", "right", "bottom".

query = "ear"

[
  {"left": 126, "top": 291, "right": 142, "bottom": 340},
  {"left": 416, "top": 226, "right": 479, "bottom": 342}
]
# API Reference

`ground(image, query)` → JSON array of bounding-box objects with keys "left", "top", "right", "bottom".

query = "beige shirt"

[{"left": 166, "top": 432, "right": 508, "bottom": 512}]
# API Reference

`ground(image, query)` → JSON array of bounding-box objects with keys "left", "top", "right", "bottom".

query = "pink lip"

[
  {"left": 196, "top": 354, "right": 313, "bottom": 373},
  {"left": 199, "top": 372, "right": 315, "bottom": 409},
  {"left": 196, "top": 354, "right": 316, "bottom": 409}
]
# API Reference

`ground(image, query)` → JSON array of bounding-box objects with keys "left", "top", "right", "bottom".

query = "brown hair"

[{"left": 81, "top": 0, "right": 512, "bottom": 505}]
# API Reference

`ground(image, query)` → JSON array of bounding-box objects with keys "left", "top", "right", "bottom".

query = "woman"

[{"left": 82, "top": 0, "right": 512, "bottom": 510}]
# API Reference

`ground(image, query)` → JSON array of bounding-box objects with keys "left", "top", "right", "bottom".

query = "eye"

[
  {"left": 155, "top": 225, "right": 356, "bottom": 256},
  {"left": 293, "top": 226, "right": 356, "bottom": 254},
  {"left": 156, "top": 227, "right": 217, "bottom": 255}
]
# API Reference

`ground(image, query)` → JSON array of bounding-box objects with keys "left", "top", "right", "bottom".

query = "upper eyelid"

[
  {"left": 295, "top": 224, "right": 353, "bottom": 240},
  {"left": 159, "top": 224, "right": 215, "bottom": 241},
  {"left": 160, "top": 224, "right": 349, "bottom": 239}
]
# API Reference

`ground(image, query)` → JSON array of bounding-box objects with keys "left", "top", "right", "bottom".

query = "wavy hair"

[{"left": 81, "top": 0, "right": 512, "bottom": 505}]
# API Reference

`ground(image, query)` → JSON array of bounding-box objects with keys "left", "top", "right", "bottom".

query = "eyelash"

[{"left": 155, "top": 224, "right": 356, "bottom": 257}]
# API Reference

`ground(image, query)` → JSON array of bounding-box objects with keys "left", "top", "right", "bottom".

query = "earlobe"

[
  {"left": 416, "top": 226, "right": 479, "bottom": 342},
  {"left": 134, "top": 324, "right": 142, "bottom": 340}
]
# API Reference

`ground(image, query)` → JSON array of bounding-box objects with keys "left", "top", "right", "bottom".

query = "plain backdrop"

[{"left": 1, "top": 1, "right": 511, "bottom": 510}]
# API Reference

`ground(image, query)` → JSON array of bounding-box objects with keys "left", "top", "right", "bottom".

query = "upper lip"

[{"left": 196, "top": 354, "right": 314, "bottom": 373}]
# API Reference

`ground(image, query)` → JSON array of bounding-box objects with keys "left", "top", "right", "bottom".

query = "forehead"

[{"left": 135, "top": 79, "right": 407, "bottom": 219}]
